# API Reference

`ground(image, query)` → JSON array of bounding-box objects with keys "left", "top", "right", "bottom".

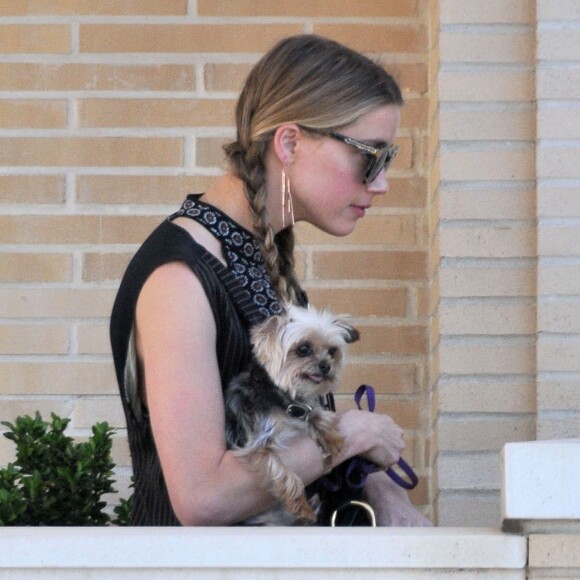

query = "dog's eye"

[
  {"left": 295, "top": 343, "right": 313, "bottom": 357},
  {"left": 328, "top": 347, "right": 338, "bottom": 358}
]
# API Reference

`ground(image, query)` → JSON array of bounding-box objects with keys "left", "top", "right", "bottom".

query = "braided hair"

[{"left": 224, "top": 34, "right": 403, "bottom": 304}]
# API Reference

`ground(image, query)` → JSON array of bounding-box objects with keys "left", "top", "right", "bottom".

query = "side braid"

[{"left": 224, "top": 139, "right": 299, "bottom": 305}]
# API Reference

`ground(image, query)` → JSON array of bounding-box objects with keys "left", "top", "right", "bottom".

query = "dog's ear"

[
  {"left": 250, "top": 314, "right": 286, "bottom": 367},
  {"left": 337, "top": 321, "right": 360, "bottom": 344}
]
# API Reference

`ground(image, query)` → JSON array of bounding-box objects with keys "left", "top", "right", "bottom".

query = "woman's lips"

[{"left": 351, "top": 205, "right": 369, "bottom": 218}]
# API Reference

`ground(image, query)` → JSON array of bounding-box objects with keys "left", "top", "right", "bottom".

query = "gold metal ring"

[{"left": 330, "top": 500, "right": 377, "bottom": 527}]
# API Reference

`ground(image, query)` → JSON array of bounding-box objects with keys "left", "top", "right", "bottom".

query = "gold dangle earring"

[{"left": 281, "top": 165, "right": 295, "bottom": 228}]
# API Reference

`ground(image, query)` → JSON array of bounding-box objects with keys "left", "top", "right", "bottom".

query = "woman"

[{"left": 110, "top": 34, "right": 431, "bottom": 526}]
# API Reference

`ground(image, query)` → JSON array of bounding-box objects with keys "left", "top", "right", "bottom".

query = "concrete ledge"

[
  {"left": 0, "top": 527, "right": 526, "bottom": 579},
  {"left": 502, "top": 439, "right": 580, "bottom": 530}
]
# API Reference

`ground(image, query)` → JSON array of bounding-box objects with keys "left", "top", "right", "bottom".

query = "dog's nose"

[{"left": 319, "top": 361, "right": 330, "bottom": 375}]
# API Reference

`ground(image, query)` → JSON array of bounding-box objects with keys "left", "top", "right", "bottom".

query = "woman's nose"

[{"left": 366, "top": 168, "right": 389, "bottom": 194}]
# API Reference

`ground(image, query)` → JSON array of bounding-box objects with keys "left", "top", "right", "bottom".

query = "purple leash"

[
  {"left": 354, "top": 384, "right": 418, "bottom": 490},
  {"left": 320, "top": 385, "right": 418, "bottom": 492}
]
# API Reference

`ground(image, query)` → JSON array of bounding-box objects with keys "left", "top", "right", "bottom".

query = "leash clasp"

[{"left": 286, "top": 402, "right": 314, "bottom": 421}]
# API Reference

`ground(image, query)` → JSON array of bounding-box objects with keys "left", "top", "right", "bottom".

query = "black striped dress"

[{"left": 109, "top": 195, "right": 284, "bottom": 525}]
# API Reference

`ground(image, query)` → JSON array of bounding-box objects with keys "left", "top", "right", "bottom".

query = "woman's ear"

[{"left": 272, "top": 124, "right": 300, "bottom": 165}]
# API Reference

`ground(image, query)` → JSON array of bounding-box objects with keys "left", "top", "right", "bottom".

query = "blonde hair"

[{"left": 224, "top": 34, "right": 403, "bottom": 304}]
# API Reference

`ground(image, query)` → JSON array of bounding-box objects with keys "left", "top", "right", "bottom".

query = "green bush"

[{"left": 0, "top": 412, "right": 132, "bottom": 526}]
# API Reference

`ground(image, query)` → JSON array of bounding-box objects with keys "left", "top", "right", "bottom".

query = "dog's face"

[{"left": 250, "top": 305, "right": 359, "bottom": 399}]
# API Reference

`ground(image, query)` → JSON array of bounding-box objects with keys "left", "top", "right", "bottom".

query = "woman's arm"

[
  {"left": 136, "top": 261, "right": 407, "bottom": 525},
  {"left": 136, "top": 262, "right": 331, "bottom": 525}
]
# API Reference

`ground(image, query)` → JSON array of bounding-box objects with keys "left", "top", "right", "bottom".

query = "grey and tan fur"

[{"left": 225, "top": 304, "right": 359, "bottom": 525}]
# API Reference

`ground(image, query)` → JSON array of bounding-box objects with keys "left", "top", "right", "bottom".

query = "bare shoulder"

[{"left": 136, "top": 260, "right": 216, "bottom": 336}]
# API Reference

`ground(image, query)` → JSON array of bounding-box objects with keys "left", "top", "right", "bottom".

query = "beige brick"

[
  {"left": 82, "top": 253, "right": 133, "bottom": 282},
  {"left": 79, "top": 99, "right": 235, "bottom": 128},
  {"left": 111, "top": 435, "right": 131, "bottom": 467},
  {"left": 0, "top": 137, "right": 182, "bottom": 168},
  {"left": 539, "top": 299, "right": 580, "bottom": 333},
  {"left": 440, "top": 71, "right": 535, "bottom": 102},
  {"left": 400, "top": 97, "right": 430, "bottom": 129},
  {"left": 437, "top": 491, "right": 501, "bottom": 527},
  {"left": 440, "top": 379, "right": 536, "bottom": 413},
  {"left": 537, "top": 414, "right": 580, "bottom": 439},
  {"left": 0, "top": 100, "right": 68, "bottom": 129},
  {"left": 540, "top": 184, "right": 580, "bottom": 219},
  {"left": 0, "top": 436, "right": 15, "bottom": 464},
  {"left": 538, "top": 0, "right": 580, "bottom": 19},
  {"left": 440, "top": 188, "right": 535, "bottom": 220},
  {"left": 80, "top": 24, "right": 302, "bottom": 53},
  {"left": 72, "top": 397, "right": 126, "bottom": 429},
  {"left": 441, "top": 0, "right": 534, "bottom": 23},
  {"left": 296, "top": 214, "right": 417, "bottom": 246},
  {"left": 0, "top": 289, "right": 116, "bottom": 318},
  {"left": 538, "top": 336, "right": 580, "bottom": 372},
  {"left": 441, "top": 148, "right": 535, "bottom": 181},
  {"left": 439, "top": 416, "right": 535, "bottom": 452},
  {"left": 417, "top": 277, "right": 440, "bottom": 319},
  {"left": 305, "top": 287, "right": 408, "bottom": 318},
  {"left": 77, "top": 323, "right": 110, "bottom": 355},
  {"left": 441, "top": 226, "right": 536, "bottom": 258},
  {"left": 379, "top": 176, "right": 429, "bottom": 209},
  {"left": 314, "top": 24, "right": 428, "bottom": 54},
  {"left": 334, "top": 397, "right": 421, "bottom": 431},
  {"left": 0, "top": 25, "right": 70, "bottom": 54},
  {"left": 441, "top": 265, "right": 536, "bottom": 297},
  {"left": 0, "top": 253, "right": 71, "bottom": 283},
  {"left": 0, "top": 362, "right": 117, "bottom": 395},
  {"left": 441, "top": 31, "right": 534, "bottom": 64},
  {"left": 312, "top": 250, "right": 427, "bottom": 281},
  {"left": 538, "top": 264, "right": 580, "bottom": 295},
  {"left": 0, "top": 215, "right": 161, "bottom": 244},
  {"left": 0, "top": 400, "right": 75, "bottom": 431},
  {"left": 440, "top": 340, "right": 535, "bottom": 374},
  {"left": 0, "top": 325, "right": 68, "bottom": 355},
  {"left": 538, "top": 145, "right": 580, "bottom": 179},
  {"left": 196, "top": 137, "right": 229, "bottom": 168},
  {"left": 529, "top": 535, "right": 580, "bottom": 569},
  {"left": 77, "top": 175, "right": 212, "bottom": 205},
  {"left": 440, "top": 301, "right": 535, "bottom": 335},
  {"left": 0, "top": 175, "right": 65, "bottom": 204},
  {"left": 340, "top": 362, "right": 417, "bottom": 395},
  {"left": 198, "top": 0, "right": 418, "bottom": 17},
  {"left": 440, "top": 110, "right": 536, "bottom": 141},
  {"left": 438, "top": 452, "right": 500, "bottom": 490},
  {"left": 538, "top": 105, "right": 580, "bottom": 139},
  {"left": 537, "top": 67, "right": 580, "bottom": 100},
  {"left": 204, "top": 63, "right": 254, "bottom": 92},
  {"left": 0, "top": 63, "right": 195, "bottom": 92},
  {"left": 539, "top": 224, "right": 580, "bottom": 255},
  {"left": 538, "top": 379, "right": 580, "bottom": 411},
  {"left": 386, "top": 63, "right": 429, "bottom": 96},
  {"left": 351, "top": 324, "right": 428, "bottom": 356},
  {"left": 538, "top": 28, "right": 580, "bottom": 61},
  {"left": 0, "top": 0, "right": 187, "bottom": 15}
]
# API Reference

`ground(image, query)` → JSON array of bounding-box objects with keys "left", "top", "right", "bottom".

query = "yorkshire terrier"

[{"left": 225, "top": 304, "right": 359, "bottom": 525}]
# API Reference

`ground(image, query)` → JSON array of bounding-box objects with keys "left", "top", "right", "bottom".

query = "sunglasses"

[{"left": 326, "top": 131, "right": 399, "bottom": 184}]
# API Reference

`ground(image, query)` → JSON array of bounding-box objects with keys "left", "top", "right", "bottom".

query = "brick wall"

[
  {"left": 536, "top": 1, "right": 580, "bottom": 440},
  {"left": 0, "top": 2, "right": 438, "bottom": 517},
  {"left": 438, "top": 0, "right": 537, "bottom": 525},
  {"left": 439, "top": 0, "right": 580, "bottom": 527}
]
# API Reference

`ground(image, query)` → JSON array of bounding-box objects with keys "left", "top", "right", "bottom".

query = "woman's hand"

[
  {"left": 363, "top": 470, "right": 432, "bottom": 527},
  {"left": 336, "top": 408, "right": 405, "bottom": 469}
]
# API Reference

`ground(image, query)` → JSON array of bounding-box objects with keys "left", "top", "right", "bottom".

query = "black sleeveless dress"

[{"left": 110, "top": 195, "right": 284, "bottom": 525}]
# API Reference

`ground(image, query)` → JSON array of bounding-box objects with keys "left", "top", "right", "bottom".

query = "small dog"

[{"left": 225, "top": 304, "right": 359, "bottom": 525}]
